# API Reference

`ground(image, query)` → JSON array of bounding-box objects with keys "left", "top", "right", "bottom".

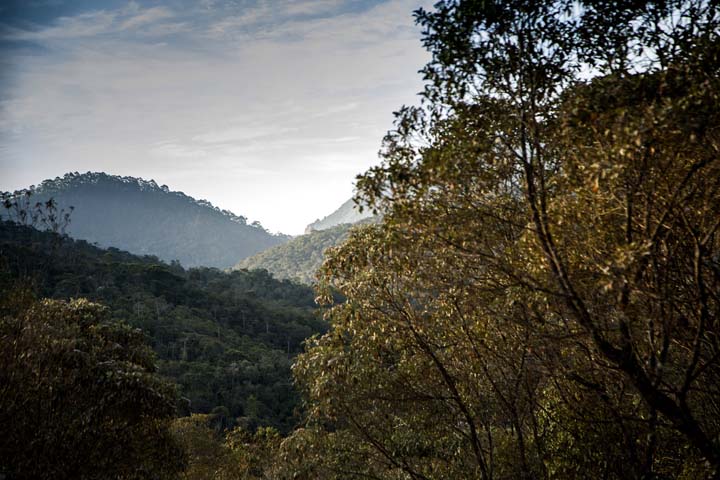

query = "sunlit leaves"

[{"left": 280, "top": 0, "right": 720, "bottom": 478}]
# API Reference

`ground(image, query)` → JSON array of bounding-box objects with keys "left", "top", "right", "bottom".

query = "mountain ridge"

[
  {"left": 237, "top": 223, "right": 354, "bottom": 284},
  {"left": 31, "top": 172, "right": 257, "bottom": 227},
  {"left": 8, "top": 171, "right": 289, "bottom": 268}
]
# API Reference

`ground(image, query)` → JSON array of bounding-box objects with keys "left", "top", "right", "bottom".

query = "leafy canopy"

[{"left": 280, "top": 1, "right": 720, "bottom": 479}]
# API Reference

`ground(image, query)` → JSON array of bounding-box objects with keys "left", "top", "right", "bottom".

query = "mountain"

[
  {"left": 10, "top": 172, "right": 289, "bottom": 268},
  {"left": 0, "top": 220, "right": 324, "bottom": 433},
  {"left": 239, "top": 197, "right": 380, "bottom": 284},
  {"left": 305, "top": 197, "right": 373, "bottom": 233},
  {"left": 236, "top": 223, "right": 355, "bottom": 284}
]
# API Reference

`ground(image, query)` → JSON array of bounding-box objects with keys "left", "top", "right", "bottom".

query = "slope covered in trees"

[
  {"left": 236, "top": 221, "right": 381, "bottom": 284},
  {"left": 5, "top": 172, "right": 289, "bottom": 268},
  {"left": 0, "top": 221, "right": 324, "bottom": 433}
]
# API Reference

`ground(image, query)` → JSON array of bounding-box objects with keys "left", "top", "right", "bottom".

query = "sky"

[{"left": 0, "top": 0, "right": 430, "bottom": 235}]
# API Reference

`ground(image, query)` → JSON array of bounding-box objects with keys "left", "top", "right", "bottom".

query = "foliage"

[
  {"left": 225, "top": 425, "right": 283, "bottom": 479},
  {"left": 172, "top": 414, "right": 282, "bottom": 480},
  {"left": 172, "top": 414, "right": 238, "bottom": 480},
  {"left": 282, "top": 1, "right": 720, "bottom": 479},
  {"left": 0, "top": 221, "right": 325, "bottom": 433},
  {"left": 0, "top": 292, "right": 185, "bottom": 479},
  {"left": 0, "top": 190, "right": 73, "bottom": 233}
]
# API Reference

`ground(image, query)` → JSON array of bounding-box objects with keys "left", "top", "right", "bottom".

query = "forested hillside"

[
  {"left": 0, "top": 221, "right": 324, "bottom": 433},
  {"left": 238, "top": 197, "right": 380, "bottom": 284},
  {"left": 236, "top": 222, "right": 377, "bottom": 284},
  {"left": 6, "top": 172, "right": 289, "bottom": 268}
]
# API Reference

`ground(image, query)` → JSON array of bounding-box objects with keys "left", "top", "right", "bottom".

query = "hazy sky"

[{"left": 0, "top": 0, "right": 430, "bottom": 234}]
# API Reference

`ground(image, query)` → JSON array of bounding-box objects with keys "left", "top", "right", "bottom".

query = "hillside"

[
  {"left": 236, "top": 223, "right": 355, "bottom": 284},
  {"left": 305, "top": 197, "right": 373, "bottom": 233},
  {"left": 0, "top": 220, "right": 325, "bottom": 432},
  {"left": 9, "top": 172, "right": 289, "bottom": 268}
]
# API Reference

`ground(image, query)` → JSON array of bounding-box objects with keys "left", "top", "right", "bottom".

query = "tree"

[
  {"left": 281, "top": 1, "right": 720, "bottom": 478},
  {"left": 172, "top": 414, "right": 237, "bottom": 480},
  {"left": 0, "top": 292, "right": 185, "bottom": 479},
  {"left": 1, "top": 190, "right": 72, "bottom": 234},
  {"left": 172, "top": 414, "right": 282, "bottom": 480}
]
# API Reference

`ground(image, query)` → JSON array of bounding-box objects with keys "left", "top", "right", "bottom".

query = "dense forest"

[
  {"left": 0, "top": 221, "right": 324, "bottom": 434},
  {"left": 3, "top": 172, "right": 289, "bottom": 268},
  {"left": 2, "top": 0, "right": 720, "bottom": 479}
]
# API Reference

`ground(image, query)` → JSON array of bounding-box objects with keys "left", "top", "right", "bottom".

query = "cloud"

[
  {"left": 0, "top": 0, "right": 432, "bottom": 234},
  {"left": 207, "top": 8, "right": 273, "bottom": 37},
  {"left": 284, "top": 0, "right": 345, "bottom": 16},
  {"left": 311, "top": 102, "right": 359, "bottom": 118},
  {"left": 2, "top": 3, "right": 177, "bottom": 41},
  {"left": 118, "top": 6, "right": 174, "bottom": 30},
  {"left": 5, "top": 10, "right": 117, "bottom": 40},
  {"left": 150, "top": 141, "right": 209, "bottom": 158},
  {"left": 192, "top": 125, "right": 299, "bottom": 144},
  {"left": 204, "top": 0, "right": 385, "bottom": 40},
  {"left": 25, "top": 0, "right": 66, "bottom": 6}
]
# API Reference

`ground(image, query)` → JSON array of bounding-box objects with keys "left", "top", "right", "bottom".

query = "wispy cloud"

[
  {"left": 5, "top": 10, "right": 117, "bottom": 40},
  {"left": 151, "top": 141, "right": 210, "bottom": 159},
  {"left": 118, "top": 6, "right": 174, "bottom": 30},
  {"left": 311, "top": 102, "right": 359, "bottom": 118},
  {"left": 204, "top": 0, "right": 380, "bottom": 40},
  {"left": 204, "top": 0, "right": 335, "bottom": 38},
  {"left": 207, "top": 9, "right": 272, "bottom": 37},
  {"left": 284, "top": 0, "right": 345, "bottom": 16},
  {"left": 2, "top": 3, "right": 178, "bottom": 41},
  {"left": 192, "top": 125, "right": 299, "bottom": 144}
]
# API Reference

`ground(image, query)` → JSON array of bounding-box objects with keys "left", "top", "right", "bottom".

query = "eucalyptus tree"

[{"left": 281, "top": 1, "right": 720, "bottom": 479}]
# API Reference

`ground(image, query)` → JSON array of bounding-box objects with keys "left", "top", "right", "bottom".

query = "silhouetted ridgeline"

[{"left": 16, "top": 172, "right": 289, "bottom": 268}]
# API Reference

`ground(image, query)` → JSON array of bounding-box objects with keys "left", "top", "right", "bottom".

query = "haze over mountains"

[
  {"left": 3, "top": 171, "right": 377, "bottom": 278},
  {"left": 17, "top": 172, "right": 289, "bottom": 269}
]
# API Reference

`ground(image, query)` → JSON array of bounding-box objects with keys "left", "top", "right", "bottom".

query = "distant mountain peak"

[
  {"left": 305, "top": 197, "right": 373, "bottom": 233},
  {"left": 32, "top": 171, "right": 261, "bottom": 230},
  {"left": 22, "top": 171, "right": 289, "bottom": 268}
]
